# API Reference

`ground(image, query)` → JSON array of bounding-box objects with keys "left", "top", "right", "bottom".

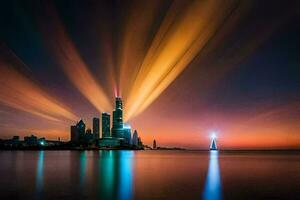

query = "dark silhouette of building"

[
  {"left": 12, "top": 136, "right": 20, "bottom": 146},
  {"left": 102, "top": 112, "right": 111, "bottom": 138},
  {"left": 153, "top": 139, "right": 157, "bottom": 149},
  {"left": 112, "top": 97, "right": 124, "bottom": 138},
  {"left": 138, "top": 137, "right": 143, "bottom": 148},
  {"left": 93, "top": 117, "right": 100, "bottom": 140},
  {"left": 76, "top": 119, "right": 86, "bottom": 140},
  {"left": 71, "top": 125, "right": 79, "bottom": 142},
  {"left": 66, "top": 98, "right": 144, "bottom": 149},
  {"left": 132, "top": 130, "right": 138, "bottom": 146},
  {"left": 38, "top": 137, "right": 46, "bottom": 146},
  {"left": 24, "top": 135, "right": 38, "bottom": 146},
  {"left": 85, "top": 129, "right": 94, "bottom": 143}
]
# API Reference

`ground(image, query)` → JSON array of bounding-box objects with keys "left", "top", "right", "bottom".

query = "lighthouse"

[{"left": 210, "top": 134, "right": 218, "bottom": 151}]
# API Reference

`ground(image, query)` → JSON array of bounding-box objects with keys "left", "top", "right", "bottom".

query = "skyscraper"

[
  {"left": 93, "top": 117, "right": 100, "bottom": 139},
  {"left": 76, "top": 119, "right": 85, "bottom": 140},
  {"left": 102, "top": 112, "right": 110, "bottom": 138},
  {"left": 71, "top": 125, "right": 79, "bottom": 142},
  {"left": 153, "top": 139, "right": 157, "bottom": 149},
  {"left": 112, "top": 97, "right": 124, "bottom": 138},
  {"left": 132, "top": 130, "right": 138, "bottom": 146},
  {"left": 123, "top": 123, "right": 132, "bottom": 145}
]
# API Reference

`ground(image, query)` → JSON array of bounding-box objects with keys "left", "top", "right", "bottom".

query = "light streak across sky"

[
  {"left": 0, "top": 49, "right": 77, "bottom": 122},
  {"left": 37, "top": 1, "right": 113, "bottom": 113},
  {"left": 123, "top": 0, "right": 239, "bottom": 121},
  {"left": 0, "top": 0, "right": 299, "bottom": 148}
]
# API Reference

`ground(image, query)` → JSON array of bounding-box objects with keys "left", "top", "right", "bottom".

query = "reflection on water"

[
  {"left": 79, "top": 151, "right": 87, "bottom": 188},
  {"left": 98, "top": 151, "right": 115, "bottom": 199},
  {"left": 35, "top": 151, "right": 44, "bottom": 199},
  {"left": 118, "top": 151, "right": 133, "bottom": 200},
  {"left": 98, "top": 151, "right": 133, "bottom": 200},
  {"left": 203, "top": 151, "right": 222, "bottom": 200},
  {"left": 1, "top": 151, "right": 299, "bottom": 199}
]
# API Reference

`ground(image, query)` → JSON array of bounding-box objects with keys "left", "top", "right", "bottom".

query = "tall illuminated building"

[
  {"left": 93, "top": 117, "right": 100, "bottom": 139},
  {"left": 111, "top": 97, "right": 124, "bottom": 138},
  {"left": 123, "top": 124, "right": 132, "bottom": 145},
  {"left": 102, "top": 112, "right": 111, "bottom": 138}
]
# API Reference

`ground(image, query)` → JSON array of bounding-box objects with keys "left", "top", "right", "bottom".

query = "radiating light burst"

[
  {"left": 123, "top": 0, "right": 239, "bottom": 121},
  {"left": 38, "top": 1, "right": 113, "bottom": 113},
  {"left": 0, "top": 60, "right": 77, "bottom": 122}
]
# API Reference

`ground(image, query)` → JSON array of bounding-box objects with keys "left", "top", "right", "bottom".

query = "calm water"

[{"left": 0, "top": 150, "right": 299, "bottom": 200}]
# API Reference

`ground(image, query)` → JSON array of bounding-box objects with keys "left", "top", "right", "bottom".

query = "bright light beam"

[
  {"left": 124, "top": 0, "right": 238, "bottom": 121},
  {"left": 38, "top": 1, "right": 113, "bottom": 113},
  {"left": 0, "top": 61, "right": 77, "bottom": 122}
]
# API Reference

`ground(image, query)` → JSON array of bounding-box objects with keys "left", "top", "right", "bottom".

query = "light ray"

[
  {"left": 38, "top": 1, "right": 113, "bottom": 113},
  {"left": 0, "top": 60, "right": 77, "bottom": 122},
  {"left": 124, "top": 0, "right": 238, "bottom": 121}
]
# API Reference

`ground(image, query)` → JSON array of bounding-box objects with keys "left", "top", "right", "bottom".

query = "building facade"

[
  {"left": 132, "top": 130, "right": 138, "bottom": 147},
  {"left": 71, "top": 125, "right": 79, "bottom": 142},
  {"left": 76, "top": 119, "right": 86, "bottom": 140},
  {"left": 93, "top": 117, "right": 100, "bottom": 139},
  {"left": 123, "top": 124, "right": 132, "bottom": 145},
  {"left": 102, "top": 113, "right": 111, "bottom": 138},
  {"left": 111, "top": 97, "right": 124, "bottom": 138}
]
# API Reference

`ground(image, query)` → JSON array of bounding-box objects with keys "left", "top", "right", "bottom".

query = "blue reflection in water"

[
  {"left": 118, "top": 151, "right": 133, "bottom": 200},
  {"left": 99, "top": 151, "right": 115, "bottom": 199},
  {"left": 79, "top": 151, "right": 87, "bottom": 188},
  {"left": 35, "top": 151, "right": 44, "bottom": 199},
  {"left": 98, "top": 151, "right": 133, "bottom": 200},
  {"left": 202, "top": 151, "right": 222, "bottom": 200}
]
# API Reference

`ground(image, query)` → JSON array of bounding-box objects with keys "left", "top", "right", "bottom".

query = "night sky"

[{"left": 0, "top": 0, "right": 299, "bottom": 149}]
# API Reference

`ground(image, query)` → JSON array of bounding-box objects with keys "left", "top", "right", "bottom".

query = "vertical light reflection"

[
  {"left": 98, "top": 150, "right": 115, "bottom": 199},
  {"left": 79, "top": 151, "right": 87, "bottom": 188},
  {"left": 118, "top": 151, "right": 133, "bottom": 200},
  {"left": 98, "top": 151, "right": 133, "bottom": 200},
  {"left": 202, "top": 151, "right": 222, "bottom": 200},
  {"left": 35, "top": 151, "right": 44, "bottom": 200}
]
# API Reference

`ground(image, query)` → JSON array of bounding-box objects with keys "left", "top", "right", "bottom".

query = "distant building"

[
  {"left": 71, "top": 125, "right": 79, "bottom": 142},
  {"left": 76, "top": 119, "right": 86, "bottom": 140},
  {"left": 12, "top": 136, "right": 20, "bottom": 146},
  {"left": 138, "top": 137, "right": 143, "bottom": 148},
  {"left": 111, "top": 97, "right": 124, "bottom": 138},
  {"left": 153, "top": 139, "right": 157, "bottom": 149},
  {"left": 123, "top": 124, "right": 132, "bottom": 145},
  {"left": 38, "top": 137, "right": 46, "bottom": 146},
  {"left": 93, "top": 117, "right": 100, "bottom": 140},
  {"left": 132, "top": 130, "right": 138, "bottom": 147},
  {"left": 85, "top": 129, "right": 94, "bottom": 143},
  {"left": 24, "top": 135, "right": 38, "bottom": 146},
  {"left": 99, "top": 137, "right": 122, "bottom": 148},
  {"left": 65, "top": 97, "right": 144, "bottom": 149},
  {"left": 102, "top": 113, "right": 111, "bottom": 138}
]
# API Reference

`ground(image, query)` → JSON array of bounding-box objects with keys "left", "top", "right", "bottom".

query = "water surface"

[{"left": 0, "top": 150, "right": 299, "bottom": 200}]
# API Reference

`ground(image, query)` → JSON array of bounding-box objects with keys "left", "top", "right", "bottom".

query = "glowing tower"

[
  {"left": 111, "top": 97, "right": 124, "bottom": 138},
  {"left": 210, "top": 135, "right": 218, "bottom": 151}
]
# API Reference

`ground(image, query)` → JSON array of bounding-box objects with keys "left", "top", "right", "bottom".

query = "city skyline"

[{"left": 0, "top": 0, "right": 299, "bottom": 149}]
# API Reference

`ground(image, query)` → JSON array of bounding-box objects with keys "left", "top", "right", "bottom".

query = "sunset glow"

[{"left": 0, "top": 0, "right": 299, "bottom": 149}]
